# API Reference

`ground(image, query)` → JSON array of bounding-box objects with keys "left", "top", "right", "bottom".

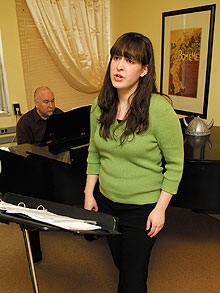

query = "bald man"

[{"left": 16, "top": 86, "right": 63, "bottom": 145}]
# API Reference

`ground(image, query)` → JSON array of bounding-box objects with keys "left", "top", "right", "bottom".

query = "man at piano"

[
  {"left": 16, "top": 86, "right": 63, "bottom": 146},
  {"left": 16, "top": 86, "right": 63, "bottom": 264}
]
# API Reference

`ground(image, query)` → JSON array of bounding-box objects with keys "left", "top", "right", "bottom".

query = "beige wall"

[
  {"left": 0, "top": 0, "right": 27, "bottom": 128},
  {"left": 110, "top": 0, "right": 220, "bottom": 126}
]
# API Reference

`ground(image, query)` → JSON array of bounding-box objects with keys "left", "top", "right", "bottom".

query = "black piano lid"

[{"left": 44, "top": 104, "right": 91, "bottom": 154}]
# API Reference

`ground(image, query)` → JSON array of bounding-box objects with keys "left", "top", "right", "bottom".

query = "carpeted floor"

[{"left": 0, "top": 207, "right": 219, "bottom": 293}]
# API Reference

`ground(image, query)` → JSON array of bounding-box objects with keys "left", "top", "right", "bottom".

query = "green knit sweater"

[{"left": 87, "top": 94, "right": 184, "bottom": 205}]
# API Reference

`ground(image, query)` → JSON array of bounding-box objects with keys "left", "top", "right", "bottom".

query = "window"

[{"left": 0, "top": 31, "right": 10, "bottom": 115}]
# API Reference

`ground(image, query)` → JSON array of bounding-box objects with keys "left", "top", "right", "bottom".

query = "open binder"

[{"left": 0, "top": 192, "right": 118, "bottom": 234}]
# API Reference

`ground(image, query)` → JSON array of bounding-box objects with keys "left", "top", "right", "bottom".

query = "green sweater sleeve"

[
  {"left": 150, "top": 95, "right": 184, "bottom": 194},
  {"left": 86, "top": 97, "right": 100, "bottom": 174}
]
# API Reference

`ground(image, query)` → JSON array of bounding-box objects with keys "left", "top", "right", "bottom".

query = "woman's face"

[{"left": 110, "top": 55, "right": 148, "bottom": 97}]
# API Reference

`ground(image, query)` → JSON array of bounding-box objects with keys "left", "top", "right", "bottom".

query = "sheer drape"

[{"left": 26, "top": 0, "right": 110, "bottom": 93}]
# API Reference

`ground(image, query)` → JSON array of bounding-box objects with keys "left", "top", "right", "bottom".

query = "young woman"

[{"left": 84, "top": 32, "right": 184, "bottom": 293}]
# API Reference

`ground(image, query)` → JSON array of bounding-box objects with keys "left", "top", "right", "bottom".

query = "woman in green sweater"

[{"left": 84, "top": 32, "right": 184, "bottom": 292}]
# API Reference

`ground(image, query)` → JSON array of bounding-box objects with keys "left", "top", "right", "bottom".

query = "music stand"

[{"left": 0, "top": 192, "right": 119, "bottom": 293}]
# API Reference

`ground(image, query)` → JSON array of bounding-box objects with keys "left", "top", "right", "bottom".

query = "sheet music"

[
  {"left": 0, "top": 147, "right": 10, "bottom": 152},
  {"left": 0, "top": 201, "right": 101, "bottom": 231},
  {"left": 72, "top": 104, "right": 91, "bottom": 110}
]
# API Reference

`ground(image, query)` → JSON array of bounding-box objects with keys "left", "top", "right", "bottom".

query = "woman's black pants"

[{"left": 98, "top": 193, "right": 157, "bottom": 293}]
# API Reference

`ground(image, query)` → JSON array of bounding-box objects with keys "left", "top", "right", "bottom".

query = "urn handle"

[
  {"left": 183, "top": 117, "right": 188, "bottom": 127},
  {"left": 208, "top": 119, "right": 214, "bottom": 130}
]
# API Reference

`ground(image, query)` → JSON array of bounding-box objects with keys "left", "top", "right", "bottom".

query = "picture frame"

[{"left": 160, "top": 4, "right": 216, "bottom": 118}]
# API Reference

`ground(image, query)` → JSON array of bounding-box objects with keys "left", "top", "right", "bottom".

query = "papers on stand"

[
  {"left": 0, "top": 147, "right": 10, "bottom": 152},
  {"left": 0, "top": 201, "right": 101, "bottom": 231}
]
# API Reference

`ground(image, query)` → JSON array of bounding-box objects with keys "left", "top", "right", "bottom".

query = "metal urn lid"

[{"left": 183, "top": 116, "right": 214, "bottom": 136}]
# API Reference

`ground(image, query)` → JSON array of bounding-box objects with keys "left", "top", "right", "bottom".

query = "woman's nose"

[{"left": 116, "top": 58, "right": 125, "bottom": 70}]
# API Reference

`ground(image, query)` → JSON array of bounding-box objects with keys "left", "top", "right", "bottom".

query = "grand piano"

[
  {"left": 0, "top": 109, "right": 220, "bottom": 213},
  {"left": 0, "top": 105, "right": 91, "bottom": 206}
]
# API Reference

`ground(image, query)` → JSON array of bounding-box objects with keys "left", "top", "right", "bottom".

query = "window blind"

[{"left": 15, "top": 0, "right": 96, "bottom": 112}]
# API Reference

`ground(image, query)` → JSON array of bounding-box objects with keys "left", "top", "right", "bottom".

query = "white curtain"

[{"left": 26, "top": 0, "right": 110, "bottom": 93}]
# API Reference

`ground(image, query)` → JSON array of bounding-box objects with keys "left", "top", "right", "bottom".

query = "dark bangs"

[{"left": 110, "top": 32, "right": 149, "bottom": 65}]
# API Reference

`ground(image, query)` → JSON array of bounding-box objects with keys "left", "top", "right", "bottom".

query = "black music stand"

[{"left": 0, "top": 192, "right": 119, "bottom": 293}]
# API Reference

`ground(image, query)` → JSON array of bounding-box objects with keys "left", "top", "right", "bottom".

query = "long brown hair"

[{"left": 98, "top": 32, "right": 158, "bottom": 144}]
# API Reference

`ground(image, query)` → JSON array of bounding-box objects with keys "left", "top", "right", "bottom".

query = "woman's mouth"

[{"left": 114, "top": 74, "right": 124, "bottom": 82}]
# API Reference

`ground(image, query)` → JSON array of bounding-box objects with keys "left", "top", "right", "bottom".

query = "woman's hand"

[
  {"left": 84, "top": 194, "right": 98, "bottom": 212},
  {"left": 146, "top": 190, "right": 173, "bottom": 237},
  {"left": 146, "top": 208, "right": 165, "bottom": 237}
]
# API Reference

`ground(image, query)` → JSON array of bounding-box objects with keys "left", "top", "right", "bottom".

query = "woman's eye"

[
  {"left": 113, "top": 56, "right": 120, "bottom": 60},
  {"left": 128, "top": 59, "right": 134, "bottom": 64}
]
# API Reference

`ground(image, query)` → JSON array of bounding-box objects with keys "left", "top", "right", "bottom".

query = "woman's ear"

[{"left": 140, "top": 65, "right": 148, "bottom": 77}]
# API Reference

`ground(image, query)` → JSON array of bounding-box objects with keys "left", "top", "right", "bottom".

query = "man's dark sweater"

[{"left": 16, "top": 107, "right": 63, "bottom": 146}]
